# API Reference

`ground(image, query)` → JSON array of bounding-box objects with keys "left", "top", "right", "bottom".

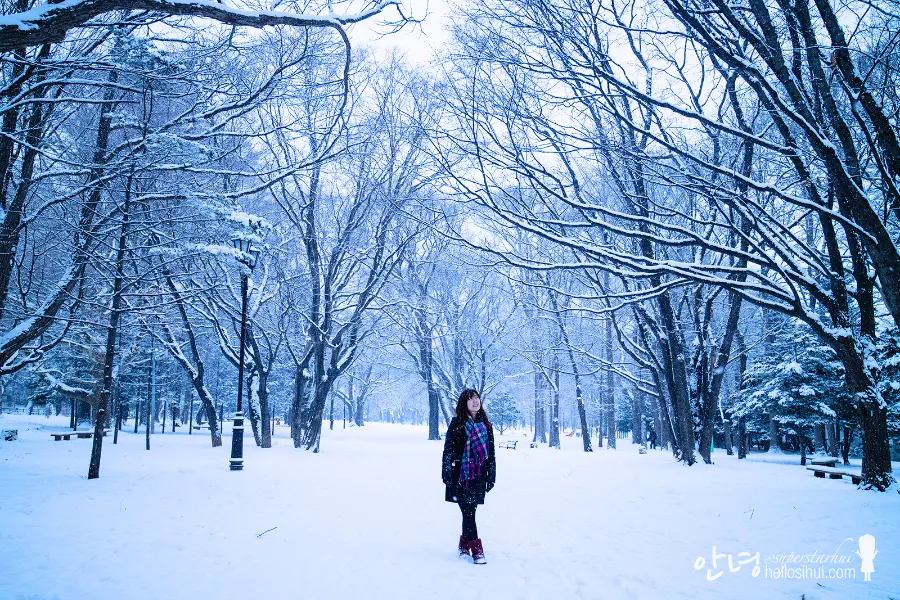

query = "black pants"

[{"left": 459, "top": 502, "right": 478, "bottom": 540}]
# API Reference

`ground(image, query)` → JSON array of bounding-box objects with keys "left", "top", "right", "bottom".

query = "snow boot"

[
  {"left": 458, "top": 535, "right": 471, "bottom": 559},
  {"left": 470, "top": 538, "right": 486, "bottom": 564}
]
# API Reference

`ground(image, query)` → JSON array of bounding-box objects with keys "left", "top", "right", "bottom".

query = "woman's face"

[{"left": 467, "top": 394, "right": 481, "bottom": 415}]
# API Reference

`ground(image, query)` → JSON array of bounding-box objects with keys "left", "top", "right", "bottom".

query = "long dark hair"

[{"left": 454, "top": 388, "right": 491, "bottom": 426}]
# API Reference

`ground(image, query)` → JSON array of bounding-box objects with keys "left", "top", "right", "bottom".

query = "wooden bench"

[
  {"left": 809, "top": 458, "right": 839, "bottom": 468},
  {"left": 806, "top": 466, "right": 862, "bottom": 485},
  {"left": 2, "top": 429, "right": 17, "bottom": 441},
  {"left": 499, "top": 441, "right": 517, "bottom": 450},
  {"left": 193, "top": 424, "right": 211, "bottom": 430},
  {"left": 51, "top": 430, "right": 107, "bottom": 441}
]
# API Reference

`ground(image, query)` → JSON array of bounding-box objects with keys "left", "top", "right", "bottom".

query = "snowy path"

[{"left": 1, "top": 415, "right": 897, "bottom": 600}]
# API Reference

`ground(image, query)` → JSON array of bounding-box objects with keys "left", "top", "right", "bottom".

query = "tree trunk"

[
  {"left": 575, "top": 380, "right": 591, "bottom": 452},
  {"left": 841, "top": 426, "right": 852, "bottom": 466},
  {"left": 655, "top": 300, "right": 692, "bottom": 462},
  {"left": 0, "top": 45, "right": 52, "bottom": 321},
  {"left": 329, "top": 389, "right": 335, "bottom": 431},
  {"left": 836, "top": 342, "right": 893, "bottom": 488},
  {"left": 152, "top": 398, "right": 160, "bottom": 434},
  {"left": 549, "top": 357, "right": 561, "bottom": 449},
  {"left": 549, "top": 294, "right": 591, "bottom": 451},
  {"left": 246, "top": 370, "right": 262, "bottom": 447},
  {"left": 88, "top": 180, "right": 130, "bottom": 479},
  {"left": 724, "top": 416, "right": 734, "bottom": 456},
  {"left": 0, "top": 42, "right": 29, "bottom": 213},
  {"left": 416, "top": 310, "right": 441, "bottom": 440},
  {"left": 291, "top": 364, "right": 309, "bottom": 447},
  {"left": 649, "top": 390, "right": 662, "bottom": 450},
  {"left": 145, "top": 350, "right": 154, "bottom": 451},
  {"left": 767, "top": 416, "right": 780, "bottom": 453},
  {"left": 354, "top": 384, "right": 365, "bottom": 427},
  {"left": 699, "top": 291, "right": 743, "bottom": 463},
  {"left": 113, "top": 392, "right": 121, "bottom": 445},
  {"left": 596, "top": 400, "right": 603, "bottom": 448},
  {"left": 857, "top": 404, "right": 892, "bottom": 488},
  {"left": 736, "top": 332, "right": 748, "bottom": 459},
  {"left": 302, "top": 379, "right": 330, "bottom": 452},
  {"left": 814, "top": 424, "right": 826, "bottom": 454},
  {"left": 258, "top": 368, "right": 271, "bottom": 448},
  {"left": 760, "top": 314, "right": 783, "bottom": 454},
  {"left": 827, "top": 420, "right": 838, "bottom": 457},
  {"left": 605, "top": 314, "right": 616, "bottom": 450},
  {"left": 533, "top": 367, "right": 546, "bottom": 443},
  {"left": 159, "top": 270, "right": 221, "bottom": 447},
  {"left": 632, "top": 391, "right": 644, "bottom": 445}
]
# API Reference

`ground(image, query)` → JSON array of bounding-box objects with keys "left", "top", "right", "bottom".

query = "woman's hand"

[{"left": 443, "top": 460, "right": 458, "bottom": 486}]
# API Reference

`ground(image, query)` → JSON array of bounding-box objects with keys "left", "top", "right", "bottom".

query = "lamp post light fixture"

[{"left": 229, "top": 237, "right": 259, "bottom": 471}]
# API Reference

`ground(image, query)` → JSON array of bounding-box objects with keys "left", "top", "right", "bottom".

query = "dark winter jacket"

[{"left": 442, "top": 413, "right": 496, "bottom": 505}]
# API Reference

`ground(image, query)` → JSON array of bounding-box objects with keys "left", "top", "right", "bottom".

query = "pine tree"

[
  {"left": 731, "top": 322, "right": 847, "bottom": 463},
  {"left": 874, "top": 329, "right": 900, "bottom": 451},
  {"left": 488, "top": 394, "right": 520, "bottom": 435}
]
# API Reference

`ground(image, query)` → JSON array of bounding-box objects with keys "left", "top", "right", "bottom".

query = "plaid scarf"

[{"left": 458, "top": 418, "right": 489, "bottom": 489}]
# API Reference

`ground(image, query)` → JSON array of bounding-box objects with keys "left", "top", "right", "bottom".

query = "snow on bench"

[
  {"left": 806, "top": 465, "right": 862, "bottom": 485},
  {"left": 809, "top": 458, "right": 839, "bottom": 468},
  {"left": 50, "top": 430, "right": 107, "bottom": 441},
  {"left": 499, "top": 441, "right": 517, "bottom": 450}
]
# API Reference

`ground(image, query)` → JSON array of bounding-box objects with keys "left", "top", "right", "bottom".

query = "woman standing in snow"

[{"left": 442, "top": 388, "right": 496, "bottom": 565}]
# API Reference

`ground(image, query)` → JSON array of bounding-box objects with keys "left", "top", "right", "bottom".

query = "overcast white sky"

[{"left": 351, "top": 0, "right": 454, "bottom": 65}]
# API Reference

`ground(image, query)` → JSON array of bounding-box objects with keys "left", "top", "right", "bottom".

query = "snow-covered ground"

[{"left": 1, "top": 413, "right": 897, "bottom": 600}]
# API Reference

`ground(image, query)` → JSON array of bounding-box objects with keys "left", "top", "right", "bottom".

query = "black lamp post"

[{"left": 229, "top": 237, "right": 260, "bottom": 471}]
